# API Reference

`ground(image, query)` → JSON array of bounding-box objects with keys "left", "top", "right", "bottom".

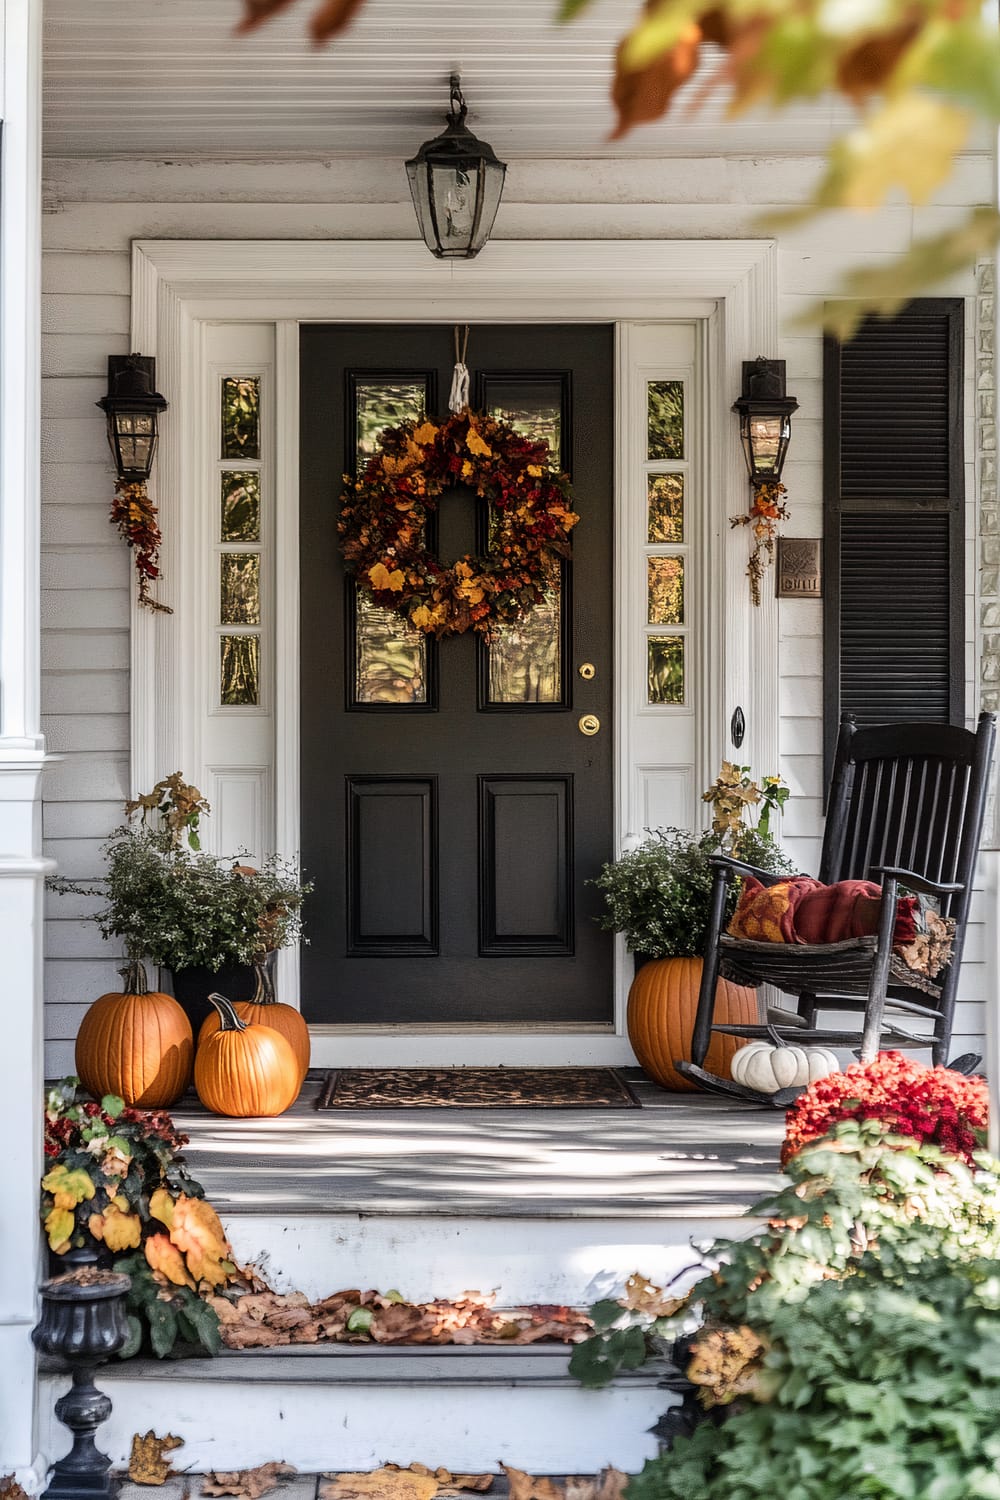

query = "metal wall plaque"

[{"left": 776, "top": 537, "right": 822, "bottom": 599}]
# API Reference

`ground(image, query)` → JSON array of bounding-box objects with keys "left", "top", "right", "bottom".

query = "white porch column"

[{"left": 0, "top": 0, "right": 49, "bottom": 1485}]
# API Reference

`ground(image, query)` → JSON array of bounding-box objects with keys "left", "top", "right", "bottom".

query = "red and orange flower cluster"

[
  {"left": 782, "top": 1050, "right": 989, "bottom": 1167},
  {"left": 730, "top": 480, "right": 790, "bottom": 607},
  {"left": 338, "top": 409, "right": 579, "bottom": 638}
]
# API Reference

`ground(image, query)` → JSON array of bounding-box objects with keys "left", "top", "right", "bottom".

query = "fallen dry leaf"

[
  {"left": 499, "top": 1468, "right": 561, "bottom": 1500},
  {"left": 0, "top": 1477, "right": 28, "bottom": 1500},
  {"left": 384, "top": 1468, "right": 491, "bottom": 1496},
  {"left": 216, "top": 1288, "right": 590, "bottom": 1351},
  {"left": 128, "top": 1431, "right": 185, "bottom": 1485},
  {"left": 202, "top": 1464, "right": 297, "bottom": 1500},
  {"left": 564, "top": 1472, "right": 629, "bottom": 1500},
  {"left": 320, "top": 1471, "right": 439, "bottom": 1500}
]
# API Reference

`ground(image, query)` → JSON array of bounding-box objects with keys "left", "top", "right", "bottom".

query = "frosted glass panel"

[
  {"left": 356, "top": 380, "right": 427, "bottom": 465},
  {"left": 221, "top": 471, "right": 261, "bottom": 542},
  {"left": 221, "top": 635, "right": 260, "bottom": 706},
  {"left": 485, "top": 380, "right": 563, "bottom": 467},
  {"left": 220, "top": 554, "right": 261, "bottom": 626},
  {"left": 647, "top": 474, "right": 684, "bottom": 543},
  {"left": 647, "top": 636, "right": 684, "bottom": 705},
  {"left": 355, "top": 593, "right": 428, "bottom": 706},
  {"left": 647, "top": 556, "right": 684, "bottom": 625},
  {"left": 487, "top": 586, "right": 562, "bottom": 705},
  {"left": 647, "top": 381, "right": 684, "bottom": 460},
  {"left": 221, "top": 377, "right": 260, "bottom": 460}
]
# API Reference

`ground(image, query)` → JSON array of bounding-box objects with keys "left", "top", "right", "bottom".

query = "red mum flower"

[{"left": 782, "top": 1051, "right": 988, "bottom": 1168}]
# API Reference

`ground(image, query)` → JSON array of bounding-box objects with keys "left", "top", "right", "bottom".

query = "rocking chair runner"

[{"left": 678, "top": 712, "right": 996, "bottom": 1102}]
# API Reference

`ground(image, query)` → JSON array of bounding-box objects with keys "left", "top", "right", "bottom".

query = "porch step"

[{"left": 39, "top": 1346, "right": 674, "bottom": 1473}]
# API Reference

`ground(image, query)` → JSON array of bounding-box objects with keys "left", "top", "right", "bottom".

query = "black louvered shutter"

[{"left": 823, "top": 299, "right": 964, "bottom": 773}]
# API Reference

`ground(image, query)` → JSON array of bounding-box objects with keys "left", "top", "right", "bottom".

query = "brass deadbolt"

[
  {"left": 578, "top": 714, "right": 601, "bottom": 737},
  {"left": 578, "top": 662, "right": 597, "bottom": 681}
]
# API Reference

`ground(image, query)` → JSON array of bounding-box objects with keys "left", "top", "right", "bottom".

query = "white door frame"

[{"left": 130, "top": 239, "right": 779, "bottom": 1065}]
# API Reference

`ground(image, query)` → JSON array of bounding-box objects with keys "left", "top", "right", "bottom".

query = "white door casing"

[{"left": 130, "top": 240, "right": 779, "bottom": 1065}]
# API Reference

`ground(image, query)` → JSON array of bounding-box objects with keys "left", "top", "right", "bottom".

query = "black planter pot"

[
  {"left": 47, "top": 1243, "right": 112, "bottom": 1281},
  {"left": 33, "top": 1270, "right": 131, "bottom": 1500},
  {"left": 169, "top": 950, "right": 276, "bottom": 1036}
]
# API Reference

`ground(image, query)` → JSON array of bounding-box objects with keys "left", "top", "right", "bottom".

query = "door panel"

[{"left": 299, "top": 323, "right": 614, "bottom": 1026}]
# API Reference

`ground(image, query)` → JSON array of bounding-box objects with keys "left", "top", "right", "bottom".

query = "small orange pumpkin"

[
  {"left": 198, "top": 961, "right": 310, "bottom": 1082},
  {"left": 75, "top": 960, "right": 193, "bottom": 1107},
  {"left": 194, "top": 992, "right": 300, "bottom": 1118},
  {"left": 627, "top": 955, "right": 758, "bottom": 1092}
]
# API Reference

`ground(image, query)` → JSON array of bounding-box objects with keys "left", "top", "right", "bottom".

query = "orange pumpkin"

[
  {"left": 627, "top": 956, "right": 758, "bottom": 1092},
  {"left": 194, "top": 992, "right": 300, "bottom": 1118},
  {"left": 75, "top": 960, "right": 193, "bottom": 1107},
  {"left": 198, "top": 962, "right": 310, "bottom": 1082}
]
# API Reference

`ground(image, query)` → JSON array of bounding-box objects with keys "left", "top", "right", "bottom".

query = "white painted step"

[
  {"left": 40, "top": 1347, "right": 675, "bottom": 1474},
  {"left": 219, "top": 1211, "right": 745, "bottom": 1307}
]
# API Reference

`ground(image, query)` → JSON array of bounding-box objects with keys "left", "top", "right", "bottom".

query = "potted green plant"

[
  {"left": 591, "top": 766, "right": 792, "bottom": 1091},
  {"left": 50, "top": 774, "right": 312, "bottom": 1033},
  {"left": 41, "top": 1078, "right": 235, "bottom": 1358}
]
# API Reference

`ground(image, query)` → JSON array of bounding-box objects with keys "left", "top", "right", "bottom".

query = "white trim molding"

[
  {"left": 130, "top": 239, "right": 779, "bottom": 1065},
  {"left": 0, "top": 0, "right": 51, "bottom": 1486}
]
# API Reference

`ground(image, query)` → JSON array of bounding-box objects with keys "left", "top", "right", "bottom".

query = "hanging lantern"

[
  {"left": 406, "top": 75, "right": 507, "bottom": 259},
  {"left": 732, "top": 357, "right": 798, "bottom": 484},
  {"left": 97, "top": 354, "right": 168, "bottom": 482}
]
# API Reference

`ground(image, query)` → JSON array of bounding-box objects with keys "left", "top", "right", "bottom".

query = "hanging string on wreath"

[
  {"left": 110, "top": 479, "right": 173, "bottom": 614},
  {"left": 449, "top": 324, "right": 470, "bottom": 414},
  {"left": 338, "top": 403, "right": 578, "bottom": 639}
]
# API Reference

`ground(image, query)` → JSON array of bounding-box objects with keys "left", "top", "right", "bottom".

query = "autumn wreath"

[{"left": 338, "top": 409, "right": 579, "bottom": 638}]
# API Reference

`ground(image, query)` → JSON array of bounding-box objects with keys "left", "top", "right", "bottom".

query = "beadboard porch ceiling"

[{"left": 42, "top": 0, "right": 861, "bottom": 161}]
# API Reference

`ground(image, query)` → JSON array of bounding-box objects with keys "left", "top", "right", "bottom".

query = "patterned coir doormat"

[{"left": 317, "top": 1067, "right": 640, "bottom": 1110}]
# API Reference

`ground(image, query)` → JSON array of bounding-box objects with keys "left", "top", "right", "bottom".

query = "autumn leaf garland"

[
  {"left": 338, "top": 409, "right": 579, "bottom": 639},
  {"left": 110, "top": 479, "right": 172, "bottom": 614}
]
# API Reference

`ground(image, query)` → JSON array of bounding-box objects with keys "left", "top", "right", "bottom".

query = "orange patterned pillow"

[{"left": 727, "top": 877, "right": 824, "bottom": 943}]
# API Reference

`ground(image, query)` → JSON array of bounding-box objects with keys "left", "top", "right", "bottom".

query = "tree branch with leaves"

[{"left": 239, "top": 0, "right": 1000, "bottom": 333}]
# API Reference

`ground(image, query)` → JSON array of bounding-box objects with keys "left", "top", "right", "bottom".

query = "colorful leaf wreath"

[{"left": 337, "top": 409, "right": 579, "bottom": 638}]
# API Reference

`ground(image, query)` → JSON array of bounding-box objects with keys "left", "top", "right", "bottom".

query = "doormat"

[{"left": 316, "top": 1067, "right": 640, "bottom": 1110}]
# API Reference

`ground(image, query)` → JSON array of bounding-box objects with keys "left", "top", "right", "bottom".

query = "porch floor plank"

[{"left": 173, "top": 1074, "right": 784, "bottom": 1220}]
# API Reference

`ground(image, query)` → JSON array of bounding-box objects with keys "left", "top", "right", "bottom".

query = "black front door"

[{"left": 299, "top": 323, "right": 614, "bottom": 1026}]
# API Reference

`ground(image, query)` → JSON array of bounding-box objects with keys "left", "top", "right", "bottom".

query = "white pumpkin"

[{"left": 730, "top": 1040, "right": 840, "bottom": 1093}]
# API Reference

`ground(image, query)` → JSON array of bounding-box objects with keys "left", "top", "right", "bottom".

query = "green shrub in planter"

[{"left": 573, "top": 1120, "right": 1000, "bottom": 1500}]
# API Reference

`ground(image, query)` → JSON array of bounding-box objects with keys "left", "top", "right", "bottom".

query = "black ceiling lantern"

[
  {"left": 97, "top": 353, "right": 168, "bottom": 482},
  {"left": 406, "top": 75, "right": 507, "bottom": 260},
  {"left": 732, "top": 357, "right": 799, "bottom": 483}
]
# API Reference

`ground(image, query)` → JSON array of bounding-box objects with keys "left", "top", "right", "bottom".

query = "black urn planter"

[
  {"left": 33, "top": 1270, "right": 131, "bottom": 1500},
  {"left": 169, "top": 949, "right": 276, "bottom": 1036},
  {"left": 46, "top": 1243, "right": 112, "bottom": 1281}
]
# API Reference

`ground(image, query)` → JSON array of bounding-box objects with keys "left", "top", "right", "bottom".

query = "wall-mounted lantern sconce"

[
  {"left": 406, "top": 74, "right": 507, "bottom": 259},
  {"left": 97, "top": 353, "right": 168, "bottom": 482},
  {"left": 732, "top": 356, "right": 798, "bottom": 485}
]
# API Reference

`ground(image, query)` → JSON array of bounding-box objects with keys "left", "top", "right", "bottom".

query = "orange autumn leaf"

[
  {"left": 145, "top": 1232, "right": 195, "bottom": 1288},
  {"left": 412, "top": 421, "right": 439, "bottom": 446},
  {"left": 169, "top": 1196, "right": 233, "bottom": 1287},
  {"left": 236, "top": 0, "right": 298, "bottom": 33},
  {"left": 90, "top": 1203, "right": 142, "bottom": 1253},
  {"left": 368, "top": 562, "right": 405, "bottom": 592},
  {"left": 466, "top": 429, "right": 492, "bottom": 459},
  {"left": 149, "top": 1186, "right": 176, "bottom": 1228},
  {"left": 612, "top": 19, "right": 703, "bottom": 140}
]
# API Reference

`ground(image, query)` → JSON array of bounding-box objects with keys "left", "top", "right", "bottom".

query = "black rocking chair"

[{"left": 678, "top": 712, "right": 996, "bottom": 1105}]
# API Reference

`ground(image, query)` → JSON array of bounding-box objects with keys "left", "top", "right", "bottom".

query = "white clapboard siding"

[{"left": 39, "top": 151, "right": 990, "bottom": 1073}]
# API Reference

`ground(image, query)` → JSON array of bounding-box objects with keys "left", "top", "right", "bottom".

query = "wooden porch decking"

[{"left": 174, "top": 1072, "right": 785, "bottom": 1221}]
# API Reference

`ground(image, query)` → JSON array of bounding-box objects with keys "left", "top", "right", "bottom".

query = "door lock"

[
  {"left": 578, "top": 662, "right": 597, "bottom": 681},
  {"left": 578, "top": 714, "right": 601, "bottom": 737}
]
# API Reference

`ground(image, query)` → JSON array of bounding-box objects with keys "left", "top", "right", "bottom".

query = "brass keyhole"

[
  {"left": 578, "top": 714, "right": 601, "bottom": 737},
  {"left": 578, "top": 662, "right": 597, "bottom": 681}
]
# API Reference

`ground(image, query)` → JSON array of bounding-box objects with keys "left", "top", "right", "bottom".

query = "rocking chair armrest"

[
  {"left": 870, "top": 865, "right": 964, "bottom": 898},
  {"left": 707, "top": 855, "right": 797, "bottom": 887}
]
